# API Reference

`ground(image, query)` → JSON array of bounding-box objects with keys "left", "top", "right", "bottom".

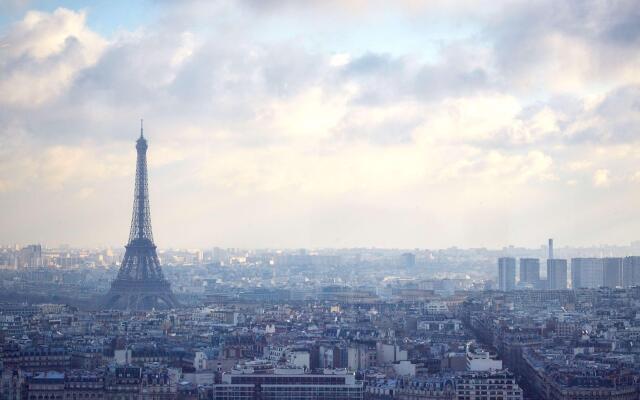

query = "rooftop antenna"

[{"left": 140, "top": 119, "right": 144, "bottom": 138}]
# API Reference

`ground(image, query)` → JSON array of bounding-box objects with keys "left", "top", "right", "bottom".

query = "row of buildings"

[
  {"left": 497, "top": 256, "right": 640, "bottom": 291},
  {"left": 465, "top": 287, "right": 640, "bottom": 399},
  {"left": 0, "top": 283, "right": 525, "bottom": 400}
]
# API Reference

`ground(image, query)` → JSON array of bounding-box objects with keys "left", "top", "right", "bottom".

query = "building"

[
  {"left": 376, "top": 342, "right": 408, "bottom": 365},
  {"left": 455, "top": 371, "right": 523, "bottom": 400},
  {"left": 264, "top": 345, "right": 310, "bottom": 370},
  {"left": 623, "top": 256, "right": 640, "bottom": 287},
  {"left": 64, "top": 372, "right": 105, "bottom": 399},
  {"left": 519, "top": 258, "right": 540, "bottom": 288},
  {"left": 212, "top": 362, "right": 364, "bottom": 400},
  {"left": 140, "top": 367, "right": 177, "bottom": 399},
  {"left": 547, "top": 259, "right": 567, "bottom": 290},
  {"left": 498, "top": 258, "right": 516, "bottom": 292},
  {"left": 401, "top": 253, "right": 416, "bottom": 268},
  {"left": 465, "top": 344, "right": 502, "bottom": 372},
  {"left": 571, "top": 258, "right": 603, "bottom": 289},
  {"left": 18, "top": 244, "right": 42, "bottom": 268},
  {"left": 26, "top": 371, "right": 65, "bottom": 400},
  {"left": 603, "top": 257, "right": 623, "bottom": 288},
  {"left": 104, "top": 366, "right": 142, "bottom": 397},
  {"left": 2, "top": 346, "right": 71, "bottom": 371}
]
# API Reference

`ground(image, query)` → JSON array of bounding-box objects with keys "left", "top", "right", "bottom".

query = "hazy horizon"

[
  {"left": 4, "top": 240, "right": 640, "bottom": 254},
  {"left": 1, "top": 1, "right": 639, "bottom": 249}
]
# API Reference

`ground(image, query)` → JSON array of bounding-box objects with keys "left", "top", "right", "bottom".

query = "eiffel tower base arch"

[{"left": 103, "top": 279, "right": 178, "bottom": 310}]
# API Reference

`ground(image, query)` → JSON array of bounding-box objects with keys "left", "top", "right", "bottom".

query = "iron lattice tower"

[{"left": 103, "top": 122, "right": 178, "bottom": 310}]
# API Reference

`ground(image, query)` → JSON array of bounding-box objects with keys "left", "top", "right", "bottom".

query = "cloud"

[
  {"left": 593, "top": 169, "right": 610, "bottom": 187},
  {"left": 488, "top": 0, "right": 640, "bottom": 93},
  {"left": 0, "top": 8, "right": 107, "bottom": 107},
  {"left": 340, "top": 49, "right": 491, "bottom": 105},
  {"left": 1, "top": 3, "right": 640, "bottom": 248}
]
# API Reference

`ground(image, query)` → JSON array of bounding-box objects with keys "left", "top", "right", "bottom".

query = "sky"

[{"left": 0, "top": 0, "right": 639, "bottom": 249}]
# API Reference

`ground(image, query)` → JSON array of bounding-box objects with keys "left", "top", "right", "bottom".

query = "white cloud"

[
  {"left": 0, "top": 8, "right": 107, "bottom": 106},
  {"left": 593, "top": 169, "right": 610, "bottom": 187},
  {"left": 567, "top": 161, "right": 592, "bottom": 171},
  {"left": 329, "top": 53, "right": 351, "bottom": 67}
]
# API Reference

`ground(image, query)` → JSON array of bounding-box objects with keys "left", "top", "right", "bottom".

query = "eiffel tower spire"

[
  {"left": 103, "top": 123, "right": 178, "bottom": 310},
  {"left": 129, "top": 120, "right": 153, "bottom": 244}
]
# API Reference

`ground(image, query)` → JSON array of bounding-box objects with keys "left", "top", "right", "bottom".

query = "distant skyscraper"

[
  {"left": 401, "top": 253, "right": 416, "bottom": 268},
  {"left": 18, "top": 244, "right": 42, "bottom": 268},
  {"left": 498, "top": 257, "right": 516, "bottom": 291},
  {"left": 623, "top": 256, "right": 640, "bottom": 288},
  {"left": 547, "top": 259, "right": 567, "bottom": 290},
  {"left": 548, "top": 238, "right": 554, "bottom": 259},
  {"left": 519, "top": 258, "right": 540, "bottom": 288},
  {"left": 571, "top": 258, "right": 603, "bottom": 289},
  {"left": 603, "top": 257, "right": 623, "bottom": 288}
]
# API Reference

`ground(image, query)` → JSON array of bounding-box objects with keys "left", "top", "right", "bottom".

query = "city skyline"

[
  {"left": 2, "top": 3, "right": 640, "bottom": 398},
  {"left": 1, "top": 1, "right": 640, "bottom": 249}
]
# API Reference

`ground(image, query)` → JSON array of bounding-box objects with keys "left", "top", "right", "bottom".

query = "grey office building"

[
  {"left": 547, "top": 259, "right": 568, "bottom": 290},
  {"left": 623, "top": 256, "right": 640, "bottom": 288},
  {"left": 571, "top": 258, "right": 603, "bottom": 289},
  {"left": 603, "top": 258, "right": 623, "bottom": 288},
  {"left": 519, "top": 258, "right": 540, "bottom": 288},
  {"left": 498, "top": 257, "right": 516, "bottom": 291}
]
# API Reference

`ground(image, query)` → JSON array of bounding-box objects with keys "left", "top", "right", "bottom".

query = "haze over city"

[{"left": 1, "top": 1, "right": 639, "bottom": 249}]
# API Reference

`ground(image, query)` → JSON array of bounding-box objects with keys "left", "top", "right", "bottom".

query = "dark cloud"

[{"left": 487, "top": 0, "right": 640, "bottom": 88}]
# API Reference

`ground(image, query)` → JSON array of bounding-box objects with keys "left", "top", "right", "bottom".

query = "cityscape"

[
  {"left": 3, "top": 132, "right": 640, "bottom": 399},
  {"left": 2, "top": 1, "right": 640, "bottom": 400}
]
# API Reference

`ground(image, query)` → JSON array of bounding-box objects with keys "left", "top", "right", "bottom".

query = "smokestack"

[{"left": 548, "top": 238, "right": 554, "bottom": 259}]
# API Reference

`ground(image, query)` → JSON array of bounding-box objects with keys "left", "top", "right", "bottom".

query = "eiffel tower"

[{"left": 103, "top": 122, "right": 179, "bottom": 310}]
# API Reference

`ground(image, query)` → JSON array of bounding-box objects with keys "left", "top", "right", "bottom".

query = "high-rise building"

[
  {"left": 547, "top": 259, "right": 567, "bottom": 290},
  {"left": 623, "top": 256, "right": 640, "bottom": 288},
  {"left": 571, "top": 258, "right": 603, "bottom": 289},
  {"left": 603, "top": 257, "right": 623, "bottom": 288},
  {"left": 548, "top": 238, "right": 554, "bottom": 259},
  {"left": 519, "top": 258, "right": 540, "bottom": 288},
  {"left": 401, "top": 253, "right": 416, "bottom": 268},
  {"left": 498, "top": 257, "right": 516, "bottom": 291},
  {"left": 18, "top": 244, "right": 42, "bottom": 268}
]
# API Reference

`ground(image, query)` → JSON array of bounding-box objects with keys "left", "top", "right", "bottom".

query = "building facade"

[
  {"left": 212, "top": 364, "right": 363, "bottom": 400},
  {"left": 623, "top": 256, "right": 640, "bottom": 288},
  {"left": 571, "top": 258, "right": 603, "bottom": 289},
  {"left": 603, "top": 257, "right": 623, "bottom": 288},
  {"left": 547, "top": 259, "right": 568, "bottom": 290},
  {"left": 519, "top": 258, "right": 540, "bottom": 288},
  {"left": 498, "top": 258, "right": 516, "bottom": 292}
]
